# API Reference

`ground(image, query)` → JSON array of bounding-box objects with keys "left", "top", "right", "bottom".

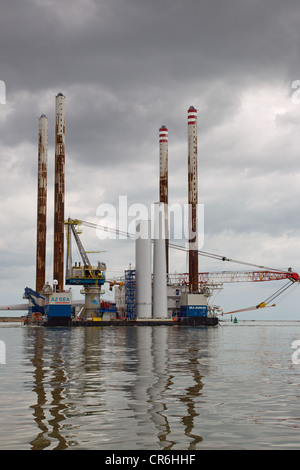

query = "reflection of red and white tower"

[
  {"left": 159, "top": 125, "right": 169, "bottom": 273},
  {"left": 187, "top": 106, "right": 198, "bottom": 292},
  {"left": 36, "top": 114, "right": 48, "bottom": 293},
  {"left": 53, "top": 93, "right": 66, "bottom": 292}
]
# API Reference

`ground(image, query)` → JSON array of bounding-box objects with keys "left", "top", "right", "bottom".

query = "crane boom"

[
  {"left": 198, "top": 270, "right": 300, "bottom": 283},
  {"left": 168, "top": 270, "right": 300, "bottom": 285},
  {"left": 66, "top": 219, "right": 91, "bottom": 267},
  {"left": 70, "top": 219, "right": 300, "bottom": 285},
  {"left": 78, "top": 219, "right": 296, "bottom": 275}
]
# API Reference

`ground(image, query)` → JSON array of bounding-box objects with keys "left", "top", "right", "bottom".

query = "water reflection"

[
  {"left": 126, "top": 327, "right": 204, "bottom": 449},
  {"left": 28, "top": 328, "right": 51, "bottom": 450},
  {"left": 129, "top": 327, "right": 176, "bottom": 449},
  {"left": 23, "top": 326, "right": 207, "bottom": 449},
  {"left": 26, "top": 328, "right": 68, "bottom": 449},
  {"left": 151, "top": 327, "right": 175, "bottom": 449},
  {"left": 179, "top": 344, "right": 204, "bottom": 449}
]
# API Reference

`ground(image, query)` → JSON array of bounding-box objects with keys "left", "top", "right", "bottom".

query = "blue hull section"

[
  {"left": 45, "top": 305, "right": 72, "bottom": 317},
  {"left": 44, "top": 304, "right": 72, "bottom": 326},
  {"left": 180, "top": 305, "right": 208, "bottom": 318}
]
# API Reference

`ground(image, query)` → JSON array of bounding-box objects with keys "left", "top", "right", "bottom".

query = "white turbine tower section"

[
  {"left": 135, "top": 220, "right": 152, "bottom": 319},
  {"left": 153, "top": 203, "right": 168, "bottom": 319}
]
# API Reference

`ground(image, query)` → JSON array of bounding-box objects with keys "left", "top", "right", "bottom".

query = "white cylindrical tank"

[
  {"left": 153, "top": 203, "right": 168, "bottom": 319},
  {"left": 135, "top": 220, "right": 152, "bottom": 319}
]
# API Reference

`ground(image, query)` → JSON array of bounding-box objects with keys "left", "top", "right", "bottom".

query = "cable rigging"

[
  {"left": 74, "top": 219, "right": 299, "bottom": 316},
  {"left": 80, "top": 219, "right": 292, "bottom": 274}
]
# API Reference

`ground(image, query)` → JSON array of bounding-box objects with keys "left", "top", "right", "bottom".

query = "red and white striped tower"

[
  {"left": 53, "top": 92, "right": 66, "bottom": 292},
  {"left": 36, "top": 114, "right": 48, "bottom": 293},
  {"left": 159, "top": 125, "right": 169, "bottom": 274},
  {"left": 187, "top": 106, "right": 198, "bottom": 292}
]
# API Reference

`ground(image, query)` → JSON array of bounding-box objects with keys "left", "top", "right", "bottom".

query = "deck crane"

[
  {"left": 23, "top": 287, "right": 45, "bottom": 321},
  {"left": 67, "top": 219, "right": 299, "bottom": 317},
  {"left": 167, "top": 270, "right": 299, "bottom": 316},
  {"left": 216, "top": 275, "right": 300, "bottom": 316},
  {"left": 65, "top": 218, "right": 123, "bottom": 320},
  {"left": 205, "top": 271, "right": 299, "bottom": 315},
  {"left": 65, "top": 218, "right": 107, "bottom": 286},
  {"left": 77, "top": 218, "right": 298, "bottom": 274},
  {"left": 65, "top": 218, "right": 107, "bottom": 320}
]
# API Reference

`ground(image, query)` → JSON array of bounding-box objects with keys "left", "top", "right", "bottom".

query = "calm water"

[{"left": 0, "top": 320, "right": 300, "bottom": 450}]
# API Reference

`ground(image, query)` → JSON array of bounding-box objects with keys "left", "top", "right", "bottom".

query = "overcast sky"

[{"left": 1, "top": 0, "right": 300, "bottom": 319}]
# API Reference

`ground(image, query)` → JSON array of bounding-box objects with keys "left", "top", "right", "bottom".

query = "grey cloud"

[{"left": 1, "top": 0, "right": 299, "bottom": 93}]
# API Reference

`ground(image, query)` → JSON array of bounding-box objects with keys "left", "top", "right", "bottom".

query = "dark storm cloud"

[
  {"left": 1, "top": 0, "right": 299, "bottom": 92},
  {"left": 1, "top": 0, "right": 300, "bottom": 162},
  {"left": 0, "top": 0, "right": 299, "bottom": 186}
]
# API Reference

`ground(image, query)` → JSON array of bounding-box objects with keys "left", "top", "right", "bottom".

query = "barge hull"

[{"left": 45, "top": 317, "right": 218, "bottom": 327}]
